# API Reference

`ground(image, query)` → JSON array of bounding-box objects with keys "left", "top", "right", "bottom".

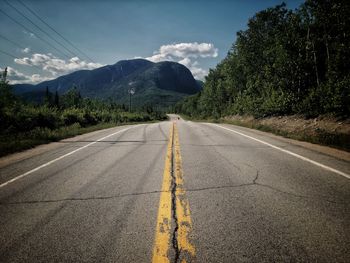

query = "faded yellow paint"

[
  {"left": 174, "top": 123, "right": 196, "bottom": 260},
  {"left": 152, "top": 123, "right": 174, "bottom": 263},
  {"left": 152, "top": 122, "right": 195, "bottom": 263}
]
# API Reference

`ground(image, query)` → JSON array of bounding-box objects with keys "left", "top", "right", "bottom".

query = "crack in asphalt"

[
  {"left": 1, "top": 185, "right": 345, "bottom": 207},
  {"left": 185, "top": 177, "right": 345, "bottom": 205},
  {"left": 170, "top": 127, "right": 180, "bottom": 263},
  {"left": 255, "top": 183, "right": 345, "bottom": 204},
  {"left": 0, "top": 190, "right": 163, "bottom": 205},
  {"left": 253, "top": 170, "right": 259, "bottom": 184},
  {"left": 1, "top": 171, "right": 345, "bottom": 206}
]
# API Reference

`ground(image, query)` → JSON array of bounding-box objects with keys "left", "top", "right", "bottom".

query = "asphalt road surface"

[{"left": 0, "top": 115, "right": 349, "bottom": 262}]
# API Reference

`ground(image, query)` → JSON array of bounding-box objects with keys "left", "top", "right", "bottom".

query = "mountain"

[{"left": 14, "top": 59, "right": 202, "bottom": 107}]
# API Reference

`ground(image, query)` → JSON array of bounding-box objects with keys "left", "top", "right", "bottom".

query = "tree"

[
  {"left": 54, "top": 90, "right": 59, "bottom": 108},
  {"left": 176, "top": 0, "right": 350, "bottom": 117},
  {"left": 0, "top": 67, "right": 16, "bottom": 111},
  {"left": 44, "top": 86, "right": 53, "bottom": 106},
  {"left": 61, "top": 86, "right": 82, "bottom": 108}
]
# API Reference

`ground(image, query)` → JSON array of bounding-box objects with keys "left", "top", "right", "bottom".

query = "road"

[{"left": 0, "top": 115, "right": 349, "bottom": 262}]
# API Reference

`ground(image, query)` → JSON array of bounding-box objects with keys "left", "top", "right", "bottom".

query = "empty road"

[{"left": 0, "top": 115, "right": 349, "bottom": 262}]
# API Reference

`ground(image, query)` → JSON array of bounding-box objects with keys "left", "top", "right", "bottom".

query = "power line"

[
  {"left": 0, "top": 49, "right": 42, "bottom": 71},
  {"left": 16, "top": 0, "right": 96, "bottom": 63},
  {"left": 0, "top": 49, "right": 19, "bottom": 59},
  {"left": 0, "top": 33, "right": 48, "bottom": 57},
  {"left": 0, "top": 34, "right": 46, "bottom": 61},
  {"left": 5, "top": 0, "right": 80, "bottom": 59},
  {"left": 3, "top": 0, "right": 74, "bottom": 59},
  {"left": 0, "top": 33, "right": 26, "bottom": 50},
  {"left": 0, "top": 8, "right": 69, "bottom": 59}
]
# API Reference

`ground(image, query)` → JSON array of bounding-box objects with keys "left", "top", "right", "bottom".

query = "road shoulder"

[{"left": 0, "top": 126, "right": 121, "bottom": 169}]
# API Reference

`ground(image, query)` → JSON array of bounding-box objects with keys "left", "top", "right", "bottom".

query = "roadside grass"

[
  {"left": 0, "top": 121, "right": 160, "bottom": 158},
  {"left": 179, "top": 114, "right": 350, "bottom": 152},
  {"left": 223, "top": 119, "right": 350, "bottom": 152}
]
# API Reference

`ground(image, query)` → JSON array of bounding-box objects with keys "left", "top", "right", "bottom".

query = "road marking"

[
  {"left": 174, "top": 122, "right": 195, "bottom": 262},
  {"left": 0, "top": 125, "right": 138, "bottom": 188},
  {"left": 152, "top": 122, "right": 195, "bottom": 263},
  {"left": 209, "top": 123, "right": 350, "bottom": 180},
  {"left": 152, "top": 123, "right": 173, "bottom": 263}
]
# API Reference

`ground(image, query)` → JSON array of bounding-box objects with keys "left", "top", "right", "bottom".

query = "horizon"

[{"left": 1, "top": 0, "right": 303, "bottom": 85}]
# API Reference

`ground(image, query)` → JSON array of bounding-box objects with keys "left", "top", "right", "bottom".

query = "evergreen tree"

[
  {"left": 177, "top": 0, "right": 350, "bottom": 117},
  {"left": 54, "top": 90, "right": 59, "bottom": 108},
  {"left": 44, "top": 86, "right": 53, "bottom": 106},
  {"left": 0, "top": 67, "right": 16, "bottom": 111}
]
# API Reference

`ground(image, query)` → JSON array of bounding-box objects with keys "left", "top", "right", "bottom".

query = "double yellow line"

[{"left": 152, "top": 122, "right": 195, "bottom": 263}]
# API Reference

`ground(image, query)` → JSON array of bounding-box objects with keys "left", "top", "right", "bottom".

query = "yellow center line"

[
  {"left": 174, "top": 122, "right": 195, "bottom": 263},
  {"left": 152, "top": 122, "right": 195, "bottom": 263},
  {"left": 152, "top": 123, "right": 174, "bottom": 263}
]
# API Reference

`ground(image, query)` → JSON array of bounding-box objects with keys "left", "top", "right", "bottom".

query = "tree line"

[
  {"left": 176, "top": 0, "right": 350, "bottom": 118},
  {"left": 0, "top": 68, "right": 165, "bottom": 155}
]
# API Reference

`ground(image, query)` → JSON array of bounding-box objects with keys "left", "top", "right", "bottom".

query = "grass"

[
  {"left": 179, "top": 114, "right": 350, "bottom": 152},
  {"left": 0, "top": 121, "right": 159, "bottom": 158},
  {"left": 221, "top": 119, "right": 350, "bottom": 152}
]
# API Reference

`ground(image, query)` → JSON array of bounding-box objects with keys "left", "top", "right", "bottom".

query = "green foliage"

[
  {"left": 0, "top": 68, "right": 17, "bottom": 113},
  {"left": 176, "top": 0, "right": 350, "bottom": 118},
  {"left": 0, "top": 78, "right": 166, "bottom": 156},
  {"left": 0, "top": 122, "right": 116, "bottom": 157}
]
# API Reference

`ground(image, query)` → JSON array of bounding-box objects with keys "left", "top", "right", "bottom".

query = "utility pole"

[
  {"left": 128, "top": 82, "right": 135, "bottom": 112},
  {"left": 129, "top": 92, "right": 131, "bottom": 112}
]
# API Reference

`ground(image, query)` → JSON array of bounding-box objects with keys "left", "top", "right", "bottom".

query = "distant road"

[{"left": 1, "top": 115, "right": 349, "bottom": 262}]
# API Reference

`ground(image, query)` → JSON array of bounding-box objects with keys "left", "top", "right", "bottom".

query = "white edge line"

[
  {"left": 0, "top": 125, "right": 139, "bottom": 188},
  {"left": 208, "top": 123, "right": 350, "bottom": 180}
]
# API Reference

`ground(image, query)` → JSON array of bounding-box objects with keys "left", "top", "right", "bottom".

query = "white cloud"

[
  {"left": 178, "top": 57, "right": 208, "bottom": 80},
  {"left": 146, "top": 42, "right": 218, "bottom": 62},
  {"left": 6, "top": 52, "right": 103, "bottom": 84},
  {"left": 22, "top": 47, "right": 31, "bottom": 54},
  {"left": 189, "top": 66, "right": 208, "bottom": 80},
  {"left": 0, "top": 67, "right": 52, "bottom": 84},
  {"left": 14, "top": 53, "right": 103, "bottom": 76},
  {"left": 23, "top": 30, "right": 36, "bottom": 38},
  {"left": 178, "top": 57, "right": 191, "bottom": 67},
  {"left": 144, "top": 42, "right": 218, "bottom": 80},
  {"left": 30, "top": 74, "right": 52, "bottom": 84}
]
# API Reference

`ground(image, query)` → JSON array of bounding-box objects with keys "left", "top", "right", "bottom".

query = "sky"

[{"left": 0, "top": 0, "right": 304, "bottom": 84}]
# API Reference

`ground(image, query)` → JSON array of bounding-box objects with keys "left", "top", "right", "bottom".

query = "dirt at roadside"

[{"left": 222, "top": 115, "right": 350, "bottom": 152}]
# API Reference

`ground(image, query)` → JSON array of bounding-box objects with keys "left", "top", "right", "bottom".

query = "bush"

[{"left": 61, "top": 108, "right": 84, "bottom": 126}]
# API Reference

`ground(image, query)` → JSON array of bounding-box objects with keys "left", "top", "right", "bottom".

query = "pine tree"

[
  {"left": 0, "top": 67, "right": 15, "bottom": 110},
  {"left": 54, "top": 90, "right": 59, "bottom": 108}
]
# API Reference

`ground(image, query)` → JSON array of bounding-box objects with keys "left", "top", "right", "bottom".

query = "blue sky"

[{"left": 0, "top": 0, "right": 303, "bottom": 84}]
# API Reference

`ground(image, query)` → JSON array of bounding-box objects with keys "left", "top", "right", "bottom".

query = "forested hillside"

[
  {"left": 176, "top": 0, "right": 350, "bottom": 118},
  {"left": 14, "top": 59, "right": 201, "bottom": 108}
]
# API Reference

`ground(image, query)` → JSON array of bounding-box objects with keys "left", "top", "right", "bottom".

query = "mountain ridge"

[{"left": 14, "top": 59, "right": 202, "bottom": 107}]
